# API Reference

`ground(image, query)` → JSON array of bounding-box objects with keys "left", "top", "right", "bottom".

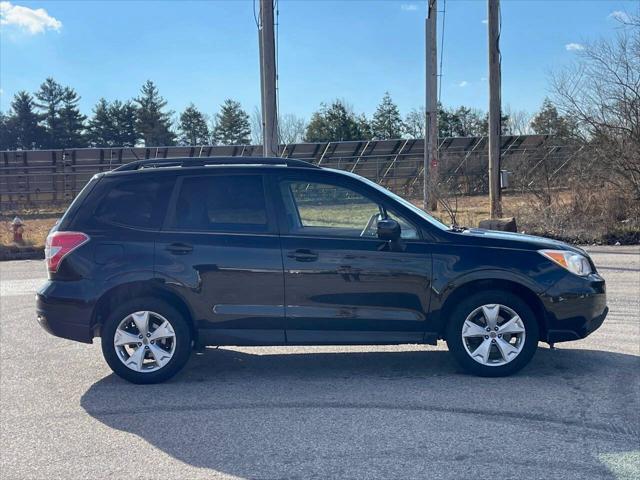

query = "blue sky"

[{"left": 1, "top": 0, "right": 637, "bottom": 121}]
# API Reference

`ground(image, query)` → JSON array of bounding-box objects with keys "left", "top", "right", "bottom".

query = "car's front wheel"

[
  {"left": 101, "top": 298, "right": 192, "bottom": 384},
  {"left": 446, "top": 290, "right": 539, "bottom": 377}
]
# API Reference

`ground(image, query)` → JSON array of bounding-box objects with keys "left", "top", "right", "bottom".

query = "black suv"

[{"left": 37, "top": 157, "right": 607, "bottom": 383}]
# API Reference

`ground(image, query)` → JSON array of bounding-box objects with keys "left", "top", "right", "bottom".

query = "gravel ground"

[{"left": 1, "top": 246, "right": 638, "bottom": 480}]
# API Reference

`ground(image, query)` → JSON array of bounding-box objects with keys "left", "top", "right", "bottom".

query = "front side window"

[
  {"left": 281, "top": 180, "right": 418, "bottom": 239},
  {"left": 169, "top": 175, "right": 269, "bottom": 232}
]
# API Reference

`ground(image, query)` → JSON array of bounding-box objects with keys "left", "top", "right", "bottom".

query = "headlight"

[{"left": 539, "top": 249, "right": 593, "bottom": 276}]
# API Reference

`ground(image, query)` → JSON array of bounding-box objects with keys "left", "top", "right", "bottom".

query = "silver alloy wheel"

[
  {"left": 461, "top": 304, "right": 526, "bottom": 367},
  {"left": 113, "top": 311, "right": 176, "bottom": 373}
]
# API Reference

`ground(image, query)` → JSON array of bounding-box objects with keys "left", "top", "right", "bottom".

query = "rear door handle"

[
  {"left": 166, "top": 242, "right": 193, "bottom": 254},
  {"left": 287, "top": 249, "right": 318, "bottom": 262}
]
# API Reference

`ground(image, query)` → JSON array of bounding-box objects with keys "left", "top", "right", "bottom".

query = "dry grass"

[
  {"left": 0, "top": 217, "right": 59, "bottom": 249},
  {"left": 409, "top": 191, "right": 569, "bottom": 230}
]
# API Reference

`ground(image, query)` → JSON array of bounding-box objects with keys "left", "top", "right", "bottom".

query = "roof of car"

[{"left": 111, "top": 156, "right": 320, "bottom": 173}]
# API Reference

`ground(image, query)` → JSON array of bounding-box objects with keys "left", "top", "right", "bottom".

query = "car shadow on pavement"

[{"left": 81, "top": 347, "right": 639, "bottom": 479}]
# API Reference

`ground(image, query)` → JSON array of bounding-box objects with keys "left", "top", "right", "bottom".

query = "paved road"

[{"left": 1, "top": 247, "right": 638, "bottom": 479}]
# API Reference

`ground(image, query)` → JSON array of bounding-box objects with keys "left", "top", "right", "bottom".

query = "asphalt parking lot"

[{"left": 1, "top": 246, "right": 638, "bottom": 479}]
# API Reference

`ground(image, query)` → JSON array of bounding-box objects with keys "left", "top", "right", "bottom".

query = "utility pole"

[
  {"left": 488, "top": 0, "right": 503, "bottom": 218},
  {"left": 424, "top": 0, "right": 438, "bottom": 211},
  {"left": 259, "top": 0, "right": 278, "bottom": 156}
]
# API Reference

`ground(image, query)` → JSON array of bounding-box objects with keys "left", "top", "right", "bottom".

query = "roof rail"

[{"left": 113, "top": 156, "right": 320, "bottom": 172}]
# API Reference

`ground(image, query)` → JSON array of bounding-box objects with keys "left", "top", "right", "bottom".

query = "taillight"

[{"left": 45, "top": 231, "right": 90, "bottom": 273}]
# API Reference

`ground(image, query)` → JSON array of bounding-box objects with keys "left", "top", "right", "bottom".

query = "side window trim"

[
  {"left": 162, "top": 173, "right": 277, "bottom": 235},
  {"left": 160, "top": 175, "right": 183, "bottom": 232},
  {"left": 282, "top": 182, "right": 303, "bottom": 230}
]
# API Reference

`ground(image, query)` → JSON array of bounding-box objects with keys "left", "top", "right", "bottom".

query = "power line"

[
  {"left": 275, "top": 0, "right": 281, "bottom": 146},
  {"left": 253, "top": 0, "right": 260, "bottom": 28},
  {"left": 438, "top": 0, "right": 446, "bottom": 103}
]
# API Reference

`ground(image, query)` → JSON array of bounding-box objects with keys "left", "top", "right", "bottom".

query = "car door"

[
  {"left": 155, "top": 171, "right": 285, "bottom": 345},
  {"left": 274, "top": 172, "right": 433, "bottom": 344}
]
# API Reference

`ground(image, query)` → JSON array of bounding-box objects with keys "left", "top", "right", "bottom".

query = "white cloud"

[
  {"left": 0, "top": 1, "right": 62, "bottom": 35},
  {"left": 400, "top": 4, "right": 418, "bottom": 11},
  {"left": 481, "top": 19, "right": 488, "bottom": 24},
  {"left": 458, "top": 81, "right": 469, "bottom": 87},
  {"left": 565, "top": 43, "right": 584, "bottom": 51},
  {"left": 480, "top": 77, "right": 487, "bottom": 82},
  {"left": 609, "top": 10, "right": 631, "bottom": 23}
]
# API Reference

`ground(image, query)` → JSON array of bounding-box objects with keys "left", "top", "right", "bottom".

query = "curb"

[{"left": 0, "top": 246, "right": 45, "bottom": 261}]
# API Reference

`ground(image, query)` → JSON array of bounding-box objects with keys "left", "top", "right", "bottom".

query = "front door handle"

[
  {"left": 166, "top": 242, "right": 193, "bottom": 254},
  {"left": 287, "top": 249, "right": 318, "bottom": 262}
]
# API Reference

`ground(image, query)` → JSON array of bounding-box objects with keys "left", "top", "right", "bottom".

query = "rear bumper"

[
  {"left": 541, "top": 272, "right": 608, "bottom": 343},
  {"left": 36, "top": 281, "right": 95, "bottom": 344}
]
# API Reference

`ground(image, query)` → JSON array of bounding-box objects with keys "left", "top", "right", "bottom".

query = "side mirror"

[{"left": 377, "top": 219, "right": 401, "bottom": 241}]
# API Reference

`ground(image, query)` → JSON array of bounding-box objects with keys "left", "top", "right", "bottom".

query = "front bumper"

[
  {"left": 36, "top": 281, "right": 95, "bottom": 344},
  {"left": 541, "top": 271, "right": 608, "bottom": 343}
]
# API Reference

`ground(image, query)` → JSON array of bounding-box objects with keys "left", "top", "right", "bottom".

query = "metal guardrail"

[{"left": 0, "top": 135, "right": 573, "bottom": 211}]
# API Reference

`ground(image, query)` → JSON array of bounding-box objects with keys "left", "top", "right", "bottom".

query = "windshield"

[{"left": 330, "top": 169, "right": 450, "bottom": 231}]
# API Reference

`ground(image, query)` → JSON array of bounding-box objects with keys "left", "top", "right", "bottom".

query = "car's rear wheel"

[
  {"left": 446, "top": 290, "right": 539, "bottom": 377},
  {"left": 101, "top": 298, "right": 192, "bottom": 384}
]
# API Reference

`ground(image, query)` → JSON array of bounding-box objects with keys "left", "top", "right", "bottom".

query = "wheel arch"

[
  {"left": 436, "top": 278, "right": 548, "bottom": 340},
  {"left": 92, "top": 281, "right": 197, "bottom": 342}
]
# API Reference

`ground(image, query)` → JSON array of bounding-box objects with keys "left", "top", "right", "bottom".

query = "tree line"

[
  {"left": 0, "top": 79, "right": 253, "bottom": 150},
  {"left": 0, "top": 78, "right": 569, "bottom": 151}
]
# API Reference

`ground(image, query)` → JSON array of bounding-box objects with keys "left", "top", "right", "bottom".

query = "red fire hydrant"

[{"left": 11, "top": 217, "right": 25, "bottom": 245}]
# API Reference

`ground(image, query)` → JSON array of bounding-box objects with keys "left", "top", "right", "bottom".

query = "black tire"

[
  {"left": 445, "top": 290, "right": 539, "bottom": 377},
  {"left": 101, "top": 297, "right": 192, "bottom": 384}
]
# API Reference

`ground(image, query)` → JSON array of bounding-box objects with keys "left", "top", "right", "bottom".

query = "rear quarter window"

[
  {"left": 72, "top": 175, "right": 175, "bottom": 230},
  {"left": 167, "top": 175, "right": 269, "bottom": 233}
]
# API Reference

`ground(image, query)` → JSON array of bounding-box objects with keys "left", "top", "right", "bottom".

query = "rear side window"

[
  {"left": 78, "top": 176, "right": 174, "bottom": 230},
  {"left": 168, "top": 175, "right": 269, "bottom": 233}
]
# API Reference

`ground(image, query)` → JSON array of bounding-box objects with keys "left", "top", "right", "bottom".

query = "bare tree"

[
  {"left": 551, "top": 18, "right": 640, "bottom": 197},
  {"left": 279, "top": 113, "right": 306, "bottom": 144},
  {"left": 250, "top": 106, "right": 263, "bottom": 145},
  {"left": 503, "top": 104, "right": 532, "bottom": 135},
  {"left": 404, "top": 107, "right": 425, "bottom": 138},
  {"left": 250, "top": 108, "right": 306, "bottom": 145}
]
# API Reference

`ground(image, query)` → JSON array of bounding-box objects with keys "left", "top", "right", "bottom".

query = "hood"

[{"left": 457, "top": 228, "right": 587, "bottom": 254}]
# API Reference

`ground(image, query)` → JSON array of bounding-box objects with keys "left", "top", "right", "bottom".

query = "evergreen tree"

[
  {"left": 437, "top": 105, "right": 509, "bottom": 137},
  {"left": 88, "top": 98, "right": 115, "bottom": 147},
  {"left": 0, "top": 112, "right": 11, "bottom": 150},
  {"left": 437, "top": 103, "right": 456, "bottom": 137},
  {"left": 356, "top": 113, "right": 373, "bottom": 140},
  {"left": 212, "top": 99, "right": 251, "bottom": 145},
  {"left": 451, "top": 106, "right": 486, "bottom": 136},
  {"left": 88, "top": 99, "right": 139, "bottom": 147},
  {"left": 135, "top": 80, "right": 175, "bottom": 146},
  {"left": 178, "top": 104, "right": 210, "bottom": 145},
  {"left": 304, "top": 100, "right": 364, "bottom": 142},
  {"left": 371, "top": 92, "right": 404, "bottom": 139},
  {"left": 111, "top": 100, "right": 139, "bottom": 147},
  {"left": 34, "top": 77, "right": 65, "bottom": 148},
  {"left": 6, "top": 91, "right": 44, "bottom": 149},
  {"left": 475, "top": 111, "right": 511, "bottom": 136},
  {"left": 58, "top": 87, "right": 87, "bottom": 148},
  {"left": 530, "top": 98, "right": 574, "bottom": 138}
]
